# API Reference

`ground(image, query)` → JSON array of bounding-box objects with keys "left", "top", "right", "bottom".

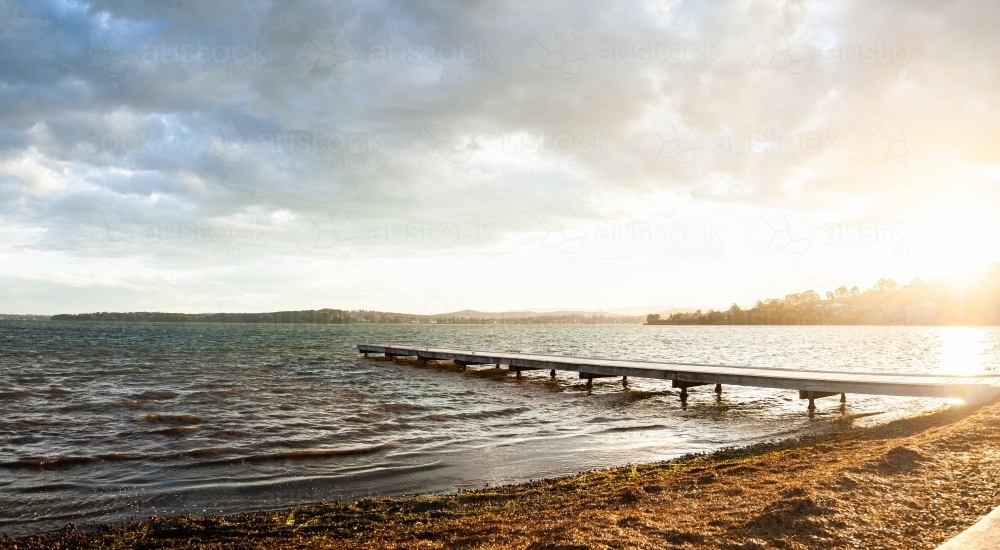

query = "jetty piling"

[{"left": 360, "top": 344, "right": 1000, "bottom": 411}]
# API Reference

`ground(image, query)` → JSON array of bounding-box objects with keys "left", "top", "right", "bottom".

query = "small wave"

[
  {"left": 144, "top": 413, "right": 201, "bottom": 424},
  {"left": 184, "top": 447, "right": 226, "bottom": 457},
  {"left": 1, "top": 453, "right": 138, "bottom": 469},
  {"left": 344, "top": 411, "right": 386, "bottom": 423},
  {"left": 382, "top": 402, "right": 428, "bottom": 412},
  {"left": 47, "top": 386, "right": 71, "bottom": 395},
  {"left": 624, "top": 390, "right": 671, "bottom": 399},
  {"left": 421, "top": 406, "right": 529, "bottom": 422},
  {"left": 598, "top": 424, "right": 672, "bottom": 434},
  {"left": 0, "top": 390, "right": 30, "bottom": 399},
  {"left": 195, "top": 444, "right": 393, "bottom": 466},
  {"left": 151, "top": 426, "right": 200, "bottom": 436},
  {"left": 133, "top": 390, "right": 179, "bottom": 400}
]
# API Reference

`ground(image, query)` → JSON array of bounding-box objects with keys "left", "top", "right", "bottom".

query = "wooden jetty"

[{"left": 357, "top": 344, "right": 1000, "bottom": 410}]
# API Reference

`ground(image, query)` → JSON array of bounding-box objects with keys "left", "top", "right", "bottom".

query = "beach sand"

[{"left": 6, "top": 400, "right": 1000, "bottom": 549}]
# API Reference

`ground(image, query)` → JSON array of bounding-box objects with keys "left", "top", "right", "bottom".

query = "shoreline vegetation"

[
  {"left": 46, "top": 310, "right": 644, "bottom": 325},
  {"left": 33, "top": 264, "right": 1000, "bottom": 326},
  {"left": 648, "top": 267, "right": 1000, "bottom": 326},
  {"left": 6, "top": 401, "right": 1000, "bottom": 549}
]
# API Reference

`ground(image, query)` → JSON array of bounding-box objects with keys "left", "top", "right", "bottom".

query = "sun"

[{"left": 914, "top": 203, "right": 1000, "bottom": 284}]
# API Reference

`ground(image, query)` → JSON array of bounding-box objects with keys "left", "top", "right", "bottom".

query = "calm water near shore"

[{"left": 1, "top": 321, "right": 998, "bottom": 535}]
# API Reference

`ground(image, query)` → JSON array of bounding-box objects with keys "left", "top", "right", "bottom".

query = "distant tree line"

[
  {"left": 646, "top": 272, "right": 1000, "bottom": 326},
  {"left": 40, "top": 264, "right": 1000, "bottom": 327},
  {"left": 0, "top": 314, "right": 50, "bottom": 321},
  {"left": 50, "top": 309, "right": 642, "bottom": 325}
]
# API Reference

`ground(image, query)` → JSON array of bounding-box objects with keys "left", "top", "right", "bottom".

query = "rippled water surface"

[{"left": 2, "top": 321, "right": 998, "bottom": 535}]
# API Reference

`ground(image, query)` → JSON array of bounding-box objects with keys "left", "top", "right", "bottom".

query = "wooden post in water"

[{"left": 357, "top": 344, "right": 1000, "bottom": 414}]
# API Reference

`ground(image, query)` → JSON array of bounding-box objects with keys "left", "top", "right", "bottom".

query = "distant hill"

[
  {"left": 647, "top": 264, "right": 1000, "bottom": 326},
  {"left": 0, "top": 314, "right": 50, "bottom": 321},
  {"left": 50, "top": 309, "right": 642, "bottom": 325},
  {"left": 40, "top": 263, "right": 1000, "bottom": 327}
]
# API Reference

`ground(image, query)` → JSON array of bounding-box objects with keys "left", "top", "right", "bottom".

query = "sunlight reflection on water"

[
  {"left": 2, "top": 322, "right": 999, "bottom": 536},
  {"left": 938, "top": 327, "right": 994, "bottom": 376}
]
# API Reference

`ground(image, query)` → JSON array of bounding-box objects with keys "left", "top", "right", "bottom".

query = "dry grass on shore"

[{"left": 6, "top": 401, "right": 1000, "bottom": 549}]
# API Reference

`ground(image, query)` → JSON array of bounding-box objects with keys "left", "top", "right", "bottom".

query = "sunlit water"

[{"left": 1, "top": 321, "right": 998, "bottom": 535}]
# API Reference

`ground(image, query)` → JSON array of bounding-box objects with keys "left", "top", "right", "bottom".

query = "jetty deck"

[{"left": 357, "top": 344, "right": 1000, "bottom": 409}]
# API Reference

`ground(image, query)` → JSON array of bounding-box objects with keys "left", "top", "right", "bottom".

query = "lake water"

[{"left": 1, "top": 321, "right": 998, "bottom": 535}]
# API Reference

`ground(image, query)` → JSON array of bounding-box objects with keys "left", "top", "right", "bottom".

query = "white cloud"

[{"left": 2, "top": 0, "right": 1000, "bottom": 312}]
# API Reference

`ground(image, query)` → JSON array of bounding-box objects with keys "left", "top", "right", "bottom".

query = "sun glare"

[
  {"left": 921, "top": 205, "right": 1000, "bottom": 284},
  {"left": 938, "top": 328, "right": 993, "bottom": 376}
]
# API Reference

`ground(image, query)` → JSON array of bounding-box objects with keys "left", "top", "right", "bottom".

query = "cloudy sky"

[{"left": 1, "top": 0, "right": 999, "bottom": 315}]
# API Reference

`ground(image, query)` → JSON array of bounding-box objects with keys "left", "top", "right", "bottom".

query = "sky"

[{"left": 1, "top": 0, "right": 999, "bottom": 315}]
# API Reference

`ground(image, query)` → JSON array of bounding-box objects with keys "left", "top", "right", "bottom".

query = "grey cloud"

[{"left": 2, "top": 0, "right": 999, "bottom": 312}]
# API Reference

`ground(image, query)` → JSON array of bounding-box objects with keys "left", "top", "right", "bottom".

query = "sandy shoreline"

[{"left": 5, "top": 401, "right": 1000, "bottom": 549}]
